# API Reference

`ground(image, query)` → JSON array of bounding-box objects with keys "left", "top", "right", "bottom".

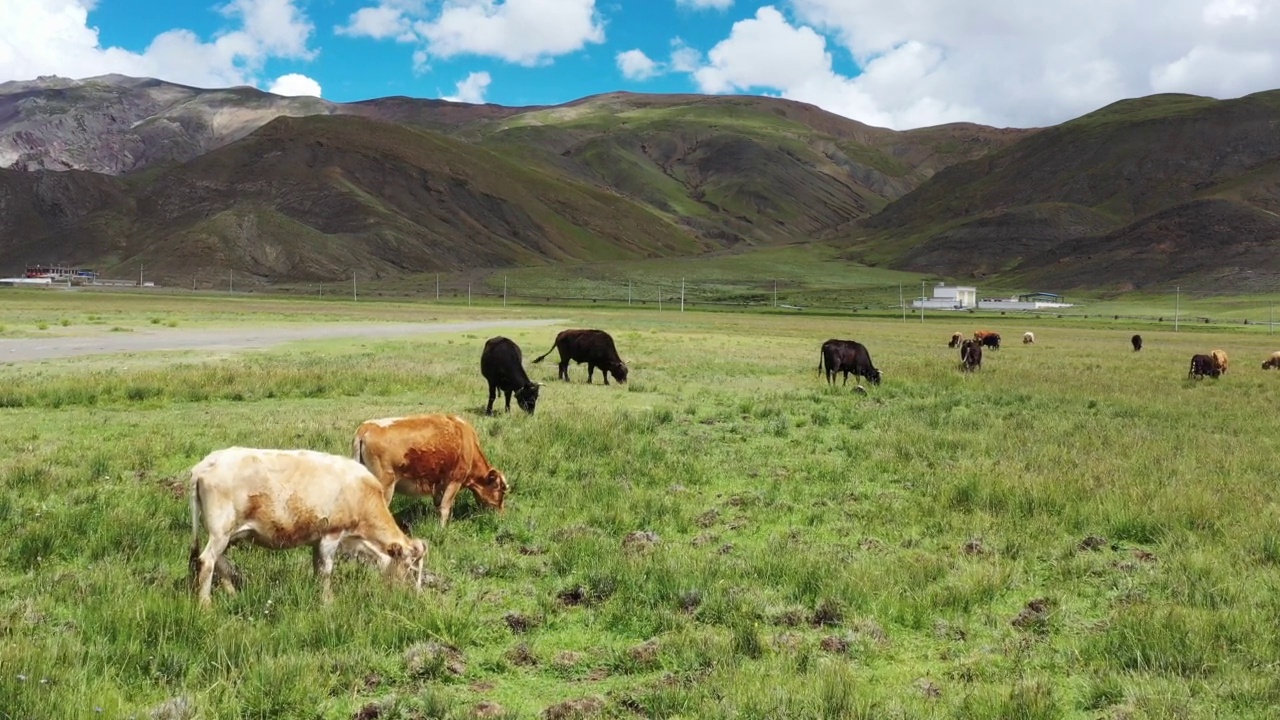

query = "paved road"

[{"left": 0, "top": 318, "right": 564, "bottom": 363}]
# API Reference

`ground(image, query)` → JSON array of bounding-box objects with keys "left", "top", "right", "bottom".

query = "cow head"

[
  {"left": 381, "top": 538, "right": 428, "bottom": 588},
  {"left": 472, "top": 468, "right": 509, "bottom": 512},
  {"left": 867, "top": 367, "right": 882, "bottom": 385},
  {"left": 611, "top": 361, "right": 629, "bottom": 384},
  {"left": 515, "top": 382, "right": 541, "bottom": 414}
]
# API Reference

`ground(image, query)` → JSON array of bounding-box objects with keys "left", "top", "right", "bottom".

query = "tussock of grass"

[{"left": 2, "top": 308, "right": 1280, "bottom": 717}]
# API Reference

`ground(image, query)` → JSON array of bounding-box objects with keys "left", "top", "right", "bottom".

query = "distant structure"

[
  {"left": 913, "top": 283, "right": 977, "bottom": 310},
  {"left": 1, "top": 264, "right": 152, "bottom": 288},
  {"left": 913, "top": 283, "right": 1075, "bottom": 311}
]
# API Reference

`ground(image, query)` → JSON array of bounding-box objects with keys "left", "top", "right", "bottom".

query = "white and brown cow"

[
  {"left": 354, "top": 414, "right": 508, "bottom": 528},
  {"left": 188, "top": 447, "right": 427, "bottom": 609}
]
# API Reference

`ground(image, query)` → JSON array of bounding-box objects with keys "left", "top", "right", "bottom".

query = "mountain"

[
  {"left": 847, "top": 91, "right": 1280, "bottom": 290},
  {"left": 0, "top": 75, "right": 1028, "bottom": 284}
]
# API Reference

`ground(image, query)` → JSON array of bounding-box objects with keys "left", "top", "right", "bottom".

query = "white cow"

[
  {"left": 1023, "top": 332, "right": 1035, "bottom": 345},
  {"left": 189, "top": 447, "right": 426, "bottom": 608}
]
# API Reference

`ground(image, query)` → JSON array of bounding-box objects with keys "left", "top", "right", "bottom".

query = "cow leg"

[
  {"left": 313, "top": 535, "right": 342, "bottom": 604},
  {"left": 195, "top": 533, "right": 231, "bottom": 608},
  {"left": 559, "top": 360, "right": 570, "bottom": 382},
  {"left": 438, "top": 482, "right": 463, "bottom": 528},
  {"left": 504, "top": 389, "right": 513, "bottom": 412},
  {"left": 215, "top": 555, "right": 241, "bottom": 594},
  {"left": 601, "top": 366, "right": 609, "bottom": 386},
  {"left": 842, "top": 371, "right": 849, "bottom": 386},
  {"left": 586, "top": 364, "right": 594, "bottom": 384},
  {"left": 486, "top": 383, "right": 497, "bottom": 415}
]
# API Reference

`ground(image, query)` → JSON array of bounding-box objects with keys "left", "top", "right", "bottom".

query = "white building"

[{"left": 912, "top": 283, "right": 977, "bottom": 310}]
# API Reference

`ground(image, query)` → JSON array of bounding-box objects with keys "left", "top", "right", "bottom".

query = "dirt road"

[{"left": 0, "top": 318, "right": 564, "bottom": 363}]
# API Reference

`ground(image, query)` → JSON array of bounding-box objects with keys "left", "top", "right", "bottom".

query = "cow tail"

[
  {"left": 188, "top": 471, "right": 203, "bottom": 579},
  {"left": 353, "top": 434, "right": 367, "bottom": 466},
  {"left": 817, "top": 348, "right": 825, "bottom": 376},
  {"left": 531, "top": 343, "right": 556, "bottom": 364}
]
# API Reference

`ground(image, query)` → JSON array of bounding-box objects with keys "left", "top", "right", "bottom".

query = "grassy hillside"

[
  {"left": 4, "top": 296, "right": 1280, "bottom": 717},
  {"left": 849, "top": 91, "right": 1280, "bottom": 288},
  {"left": 16, "top": 115, "right": 720, "bottom": 285}
]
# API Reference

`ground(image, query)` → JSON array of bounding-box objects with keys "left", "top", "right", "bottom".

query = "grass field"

[{"left": 3, "top": 294, "right": 1280, "bottom": 719}]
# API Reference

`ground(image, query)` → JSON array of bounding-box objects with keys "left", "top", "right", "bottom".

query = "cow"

[
  {"left": 974, "top": 330, "right": 1001, "bottom": 349},
  {"left": 818, "top": 338, "right": 882, "bottom": 386},
  {"left": 1188, "top": 354, "right": 1220, "bottom": 380},
  {"left": 1210, "top": 349, "right": 1229, "bottom": 375},
  {"left": 1262, "top": 351, "right": 1280, "bottom": 369},
  {"left": 533, "top": 329, "right": 628, "bottom": 385},
  {"left": 354, "top": 414, "right": 508, "bottom": 528},
  {"left": 959, "top": 339, "right": 983, "bottom": 372},
  {"left": 1023, "top": 332, "right": 1035, "bottom": 345},
  {"left": 948, "top": 332, "right": 963, "bottom": 348},
  {"left": 480, "top": 336, "right": 540, "bottom": 415},
  {"left": 188, "top": 447, "right": 427, "bottom": 609},
  {"left": 1132, "top": 334, "right": 1143, "bottom": 352}
]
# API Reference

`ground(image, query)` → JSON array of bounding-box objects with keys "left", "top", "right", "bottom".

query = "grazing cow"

[
  {"left": 188, "top": 447, "right": 426, "bottom": 609},
  {"left": 1132, "top": 334, "right": 1143, "bottom": 352},
  {"left": 1188, "top": 354, "right": 1220, "bottom": 380},
  {"left": 974, "top": 331, "right": 1001, "bottom": 350},
  {"left": 818, "top": 338, "right": 882, "bottom": 386},
  {"left": 1262, "top": 351, "right": 1280, "bottom": 369},
  {"left": 354, "top": 414, "right": 508, "bottom": 528},
  {"left": 949, "top": 332, "right": 963, "bottom": 348},
  {"left": 480, "top": 336, "right": 540, "bottom": 415},
  {"left": 1023, "top": 332, "right": 1035, "bottom": 345},
  {"left": 959, "top": 339, "right": 983, "bottom": 372},
  {"left": 533, "top": 329, "right": 628, "bottom": 385},
  {"left": 1210, "top": 349, "right": 1229, "bottom": 375}
]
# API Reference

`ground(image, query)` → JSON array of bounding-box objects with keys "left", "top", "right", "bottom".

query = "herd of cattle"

[{"left": 187, "top": 324, "right": 1280, "bottom": 608}]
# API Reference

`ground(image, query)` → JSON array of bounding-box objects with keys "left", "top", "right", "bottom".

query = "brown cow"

[
  {"left": 354, "top": 414, "right": 508, "bottom": 528},
  {"left": 188, "top": 447, "right": 427, "bottom": 608},
  {"left": 959, "top": 339, "right": 982, "bottom": 372},
  {"left": 1262, "top": 351, "right": 1280, "bottom": 369},
  {"left": 1210, "top": 349, "right": 1228, "bottom": 375},
  {"left": 948, "top": 332, "right": 963, "bottom": 348}
]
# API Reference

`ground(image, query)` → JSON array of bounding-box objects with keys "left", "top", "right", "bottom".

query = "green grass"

[{"left": 3, "top": 297, "right": 1280, "bottom": 718}]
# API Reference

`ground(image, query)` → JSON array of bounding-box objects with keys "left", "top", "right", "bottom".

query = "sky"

[{"left": 1, "top": 0, "right": 1279, "bottom": 130}]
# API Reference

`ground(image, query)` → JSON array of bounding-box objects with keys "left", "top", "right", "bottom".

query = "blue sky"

[
  {"left": 4, "top": 1, "right": 1280, "bottom": 129},
  {"left": 82, "top": 0, "right": 858, "bottom": 107}
]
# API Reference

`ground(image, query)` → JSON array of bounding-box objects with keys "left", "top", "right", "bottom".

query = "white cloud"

[
  {"left": 0, "top": 0, "right": 316, "bottom": 90},
  {"left": 341, "top": 0, "right": 604, "bottom": 68},
  {"left": 616, "top": 49, "right": 659, "bottom": 80},
  {"left": 268, "top": 72, "right": 322, "bottom": 97},
  {"left": 677, "top": 0, "right": 734, "bottom": 9},
  {"left": 718, "top": 0, "right": 1280, "bottom": 128},
  {"left": 668, "top": 38, "right": 701, "bottom": 73},
  {"left": 442, "top": 70, "right": 492, "bottom": 103}
]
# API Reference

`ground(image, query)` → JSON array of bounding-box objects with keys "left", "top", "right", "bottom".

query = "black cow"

[
  {"left": 1131, "top": 334, "right": 1143, "bottom": 352},
  {"left": 817, "top": 339, "right": 882, "bottom": 386},
  {"left": 481, "top": 336, "right": 540, "bottom": 414},
  {"left": 533, "top": 329, "right": 628, "bottom": 384},
  {"left": 979, "top": 332, "right": 1001, "bottom": 350},
  {"left": 1188, "top": 354, "right": 1220, "bottom": 380},
  {"left": 959, "top": 339, "right": 982, "bottom": 372}
]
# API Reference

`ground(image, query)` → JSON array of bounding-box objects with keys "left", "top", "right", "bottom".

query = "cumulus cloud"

[
  {"left": 0, "top": 0, "right": 316, "bottom": 90},
  {"left": 340, "top": 0, "right": 604, "bottom": 67},
  {"left": 442, "top": 71, "right": 492, "bottom": 103},
  {"left": 268, "top": 72, "right": 322, "bottom": 97},
  {"left": 616, "top": 49, "right": 659, "bottom": 80},
  {"left": 677, "top": 0, "right": 734, "bottom": 9},
  {"left": 701, "top": 0, "right": 1280, "bottom": 129}
]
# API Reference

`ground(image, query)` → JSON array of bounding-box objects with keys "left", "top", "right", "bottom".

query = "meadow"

[{"left": 2, "top": 292, "right": 1280, "bottom": 719}]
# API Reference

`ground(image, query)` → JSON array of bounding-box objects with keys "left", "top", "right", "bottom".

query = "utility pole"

[
  {"left": 353, "top": 273, "right": 357, "bottom": 302},
  {"left": 681, "top": 277, "right": 685, "bottom": 312},
  {"left": 467, "top": 284, "right": 471, "bottom": 306},
  {"left": 139, "top": 264, "right": 144, "bottom": 287},
  {"left": 900, "top": 284, "right": 905, "bottom": 322},
  {"left": 436, "top": 273, "right": 440, "bottom": 301},
  {"left": 774, "top": 280, "right": 778, "bottom": 308},
  {"left": 503, "top": 275, "right": 508, "bottom": 307},
  {"left": 920, "top": 281, "right": 925, "bottom": 323},
  {"left": 628, "top": 280, "right": 632, "bottom": 306},
  {"left": 1175, "top": 286, "right": 1180, "bottom": 332},
  {"left": 319, "top": 283, "right": 323, "bottom": 299},
  {"left": 658, "top": 283, "right": 662, "bottom": 312},
  {"left": 229, "top": 269, "right": 233, "bottom": 293},
  {"left": 1270, "top": 300, "right": 1274, "bottom": 334}
]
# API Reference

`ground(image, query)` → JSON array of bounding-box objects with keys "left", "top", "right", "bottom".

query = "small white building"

[{"left": 913, "top": 283, "right": 977, "bottom": 310}]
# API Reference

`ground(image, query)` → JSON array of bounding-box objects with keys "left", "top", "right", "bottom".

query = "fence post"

[
  {"left": 468, "top": 283, "right": 471, "bottom": 306},
  {"left": 436, "top": 273, "right": 440, "bottom": 301},
  {"left": 920, "top": 281, "right": 924, "bottom": 323},
  {"left": 658, "top": 283, "right": 662, "bottom": 312},
  {"left": 353, "top": 273, "right": 357, "bottom": 302},
  {"left": 900, "top": 284, "right": 905, "bottom": 322},
  {"left": 503, "top": 275, "right": 507, "bottom": 307},
  {"left": 681, "top": 278, "right": 685, "bottom": 312},
  {"left": 1175, "top": 286, "right": 1179, "bottom": 332},
  {"left": 628, "top": 280, "right": 632, "bottom": 306},
  {"left": 229, "top": 269, "right": 233, "bottom": 293},
  {"left": 774, "top": 280, "right": 777, "bottom": 308}
]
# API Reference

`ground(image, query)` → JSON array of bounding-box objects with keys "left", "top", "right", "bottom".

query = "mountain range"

[{"left": 2, "top": 74, "right": 1278, "bottom": 290}]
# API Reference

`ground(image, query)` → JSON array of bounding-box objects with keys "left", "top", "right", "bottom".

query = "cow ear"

[{"left": 385, "top": 542, "right": 404, "bottom": 559}]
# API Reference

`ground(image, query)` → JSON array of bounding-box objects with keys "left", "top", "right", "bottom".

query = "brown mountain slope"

[
  {"left": 5, "top": 115, "right": 710, "bottom": 284},
  {"left": 849, "top": 91, "right": 1280, "bottom": 287}
]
